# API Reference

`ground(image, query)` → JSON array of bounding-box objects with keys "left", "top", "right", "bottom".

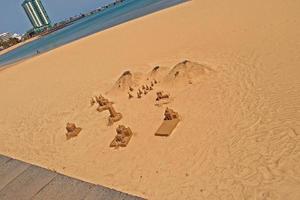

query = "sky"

[{"left": 0, "top": 0, "right": 114, "bottom": 34}]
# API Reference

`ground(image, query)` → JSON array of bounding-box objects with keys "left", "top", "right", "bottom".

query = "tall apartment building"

[{"left": 22, "top": 0, "right": 51, "bottom": 30}]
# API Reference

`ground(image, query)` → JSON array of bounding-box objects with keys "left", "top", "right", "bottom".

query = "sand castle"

[
  {"left": 65, "top": 123, "right": 82, "bottom": 140},
  {"left": 155, "top": 108, "right": 180, "bottom": 136},
  {"left": 137, "top": 89, "right": 143, "bottom": 98},
  {"left": 110, "top": 125, "right": 133, "bottom": 148}
]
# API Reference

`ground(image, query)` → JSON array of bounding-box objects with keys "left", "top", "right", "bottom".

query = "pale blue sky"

[{"left": 0, "top": 0, "right": 114, "bottom": 34}]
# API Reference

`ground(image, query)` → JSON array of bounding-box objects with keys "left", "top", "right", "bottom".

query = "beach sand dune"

[{"left": 0, "top": 0, "right": 300, "bottom": 199}]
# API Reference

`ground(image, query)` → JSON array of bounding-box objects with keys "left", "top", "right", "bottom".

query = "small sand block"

[{"left": 155, "top": 118, "right": 180, "bottom": 136}]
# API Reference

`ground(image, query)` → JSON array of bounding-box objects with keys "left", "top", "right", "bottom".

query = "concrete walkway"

[{"left": 0, "top": 155, "right": 145, "bottom": 200}]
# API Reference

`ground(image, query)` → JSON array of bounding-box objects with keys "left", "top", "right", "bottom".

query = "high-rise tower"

[{"left": 22, "top": 0, "right": 51, "bottom": 31}]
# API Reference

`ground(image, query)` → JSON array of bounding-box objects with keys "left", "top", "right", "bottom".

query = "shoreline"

[
  {"left": 0, "top": 0, "right": 188, "bottom": 68},
  {"left": 0, "top": 36, "right": 39, "bottom": 56}
]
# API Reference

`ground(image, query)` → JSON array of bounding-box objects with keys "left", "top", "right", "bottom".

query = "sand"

[{"left": 0, "top": 0, "right": 300, "bottom": 199}]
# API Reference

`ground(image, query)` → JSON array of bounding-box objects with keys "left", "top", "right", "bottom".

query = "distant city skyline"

[{"left": 0, "top": 0, "right": 114, "bottom": 34}]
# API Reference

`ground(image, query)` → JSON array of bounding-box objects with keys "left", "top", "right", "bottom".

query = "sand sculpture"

[
  {"left": 92, "top": 94, "right": 122, "bottom": 125},
  {"left": 107, "top": 104, "right": 122, "bottom": 126},
  {"left": 128, "top": 92, "right": 134, "bottom": 99},
  {"left": 65, "top": 123, "right": 82, "bottom": 139},
  {"left": 164, "top": 107, "right": 179, "bottom": 120},
  {"left": 110, "top": 125, "right": 133, "bottom": 148},
  {"left": 95, "top": 95, "right": 113, "bottom": 112},
  {"left": 137, "top": 89, "right": 143, "bottom": 98},
  {"left": 90, "top": 98, "right": 96, "bottom": 106},
  {"left": 156, "top": 91, "right": 170, "bottom": 101},
  {"left": 155, "top": 108, "right": 180, "bottom": 136},
  {"left": 137, "top": 91, "right": 142, "bottom": 98}
]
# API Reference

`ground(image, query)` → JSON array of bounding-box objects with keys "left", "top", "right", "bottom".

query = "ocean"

[{"left": 0, "top": 0, "right": 186, "bottom": 67}]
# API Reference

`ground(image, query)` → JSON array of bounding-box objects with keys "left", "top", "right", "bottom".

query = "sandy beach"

[{"left": 0, "top": 0, "right": 299, "bottom": 199}]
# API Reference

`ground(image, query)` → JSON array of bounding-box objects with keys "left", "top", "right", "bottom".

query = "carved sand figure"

[
  {"left": 138, "top": 88, "right": 143, "bottom": 94},
  {"left": 65, "top": 123, "right": 82, "bottom": 140},
  {"left": 155, "top": 91, "right": 171, "bottom": 106},
  {"left": 156, "top": 91, "right": 170, "bottom": 101},
  {"left": 154, "top": 79, "right": 158, "bottom": 84},
  {"left": 146, "top": 85, "right": 150, "bottom": 90},
  {"left": 144, "top": 90, "right": 148, "bottom": 95},
  {"left": 90, "top": 97, "right": 96, "bottom": 106},
  {"left": 107, "top": 104, "right": 122, "bottom": 126},
  {"left": 137, "top": 91, "right": 142, "bottom": 98},
  {"left": 128, "top": 92, "right": 134, "bottom": 99},
  {"left": 164, "top": 107, "right": 179, "bottom": 120},
  {"left": 155, "top": 108, "right": 180, "bottom": 136},
  {"left": 142, "top": 85, "right": 146, "bottom": 90},
  {"left": 110, "top": 125, "right": 133, "bottom": 148},
  {"left": 129, "top": 86, "right": 134, "bottom": 92},
  {"left": 137, "top": 89, "right": 143, "bottom": 98},
  {"left": 96, "top": 95, "right": 113, "bottom": 112}
]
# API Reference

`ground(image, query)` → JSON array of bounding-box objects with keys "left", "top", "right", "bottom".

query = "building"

[
  {"left": 0, "top": 33, "right": 13, "bottom": 42},
  {"left": 0, "top": 32, "right": 22, "bottom": 50},
  {"left": 0, "top": 33, "right": 21, "bottom": 42},
  {"left": 22, "top": 0, "right": 51, "bottom": 32}
]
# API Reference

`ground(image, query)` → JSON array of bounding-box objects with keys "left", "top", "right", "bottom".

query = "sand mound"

[
  {"left": 164, "top": 60, "right": 214, "bottom": 85},
  {"left": 110, "top": 70, "right": 140, "bottom": 93},
  {"left": 149, "top": 65, "right": 169, "bottom": 81}
]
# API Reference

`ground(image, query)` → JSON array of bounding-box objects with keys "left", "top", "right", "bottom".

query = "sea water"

[{"left": 0, "top": 0, "right": 186, "bottom": 67}]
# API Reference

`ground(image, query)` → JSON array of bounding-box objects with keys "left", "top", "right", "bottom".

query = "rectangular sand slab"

[{"left": 155, "top": 119, "right": 180, "bottom": 136}]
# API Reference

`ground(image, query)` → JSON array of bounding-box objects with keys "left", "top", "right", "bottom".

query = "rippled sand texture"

[{"left": 0, "top": 0, "right": 299, "bottom": 199}]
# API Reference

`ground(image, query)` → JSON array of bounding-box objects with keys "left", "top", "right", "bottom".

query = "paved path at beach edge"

[{"left": 0, "top": 154, "right": 145, "bottom": 200}]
